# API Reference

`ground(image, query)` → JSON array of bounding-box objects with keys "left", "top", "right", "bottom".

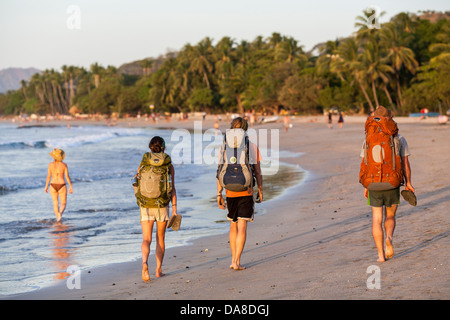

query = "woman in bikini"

[{"left": 45, "top": 149, "right": 73, "bottom": 222}]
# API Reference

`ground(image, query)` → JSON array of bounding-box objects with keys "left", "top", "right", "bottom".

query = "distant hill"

[
  {"left": 118, "top": 52, "right": 177, "bottom": 76},
  {"left": 0, "top": 67, "right": 41, "bottom": 93},
  {"left": 419, "top": 11, "right": 450, "bottom": 22}
]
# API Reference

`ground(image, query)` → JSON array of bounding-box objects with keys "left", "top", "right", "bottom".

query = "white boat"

[{"left": 260, "top": 116, "right": 279, "bottom": 123}]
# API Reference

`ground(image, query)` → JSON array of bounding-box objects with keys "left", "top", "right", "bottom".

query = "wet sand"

[{"left": 4, "top": 115, "right": 450, "bottom": 300}]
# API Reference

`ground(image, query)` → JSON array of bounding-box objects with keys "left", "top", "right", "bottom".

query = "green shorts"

[{"left": 368, "top": 188, "right": 400, "bottom": 208}]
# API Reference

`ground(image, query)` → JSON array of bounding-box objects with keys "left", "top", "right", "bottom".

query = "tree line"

[{"left": 1, "top": 10, "right": 449, "bottom": 117}]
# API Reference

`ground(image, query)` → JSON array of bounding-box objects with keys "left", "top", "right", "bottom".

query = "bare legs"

[
  {"left": 372, "top": 205, "right": 397, "bottom": 262},
  {"left": 141, "top": 220, "right": 167, "bottom": 281},
  {"left": 50, "top": 186, "right": 67, "bottom": 222},
  {"left": 229, "top": 219, "right": 247, "bottom": 270}
]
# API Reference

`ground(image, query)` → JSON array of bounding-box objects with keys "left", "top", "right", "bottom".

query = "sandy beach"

[{"left": 4, "top": 114, "right": 449, "bottom": 301}]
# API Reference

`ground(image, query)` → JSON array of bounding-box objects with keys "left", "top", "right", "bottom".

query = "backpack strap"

[
  {"left": 244, "top": 136, "right": 255, "bottom": 191},
  {"left": 363, "top": 135, "right": 368, "bottom": 166},
  {"left": 390, "top": 135, "right": 396, "bottom": 171}
]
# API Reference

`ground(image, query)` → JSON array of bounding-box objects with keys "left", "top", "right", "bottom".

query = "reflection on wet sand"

[{"left": 50, "top": 222, "right": 74, "bottom": 280}]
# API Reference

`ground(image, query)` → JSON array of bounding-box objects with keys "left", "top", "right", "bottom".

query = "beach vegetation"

[{"left": 1, "top": 11, "right": 448, "bottom": 117}]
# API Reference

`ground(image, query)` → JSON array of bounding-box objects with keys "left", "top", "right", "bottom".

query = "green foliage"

[
  {"left": 2, "top": 12, "right": 449, "bottom": 117},
  {"left": 188, "top": 87, "right": 214, "bottom": 112}
]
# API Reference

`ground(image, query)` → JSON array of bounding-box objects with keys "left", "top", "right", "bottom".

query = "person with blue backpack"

[{"left": 217, "top": 117, "right": 263, "bottom": 270}]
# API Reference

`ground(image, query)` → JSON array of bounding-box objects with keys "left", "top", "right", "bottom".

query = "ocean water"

[{"left": 0, "top": 122, "right": 304, "bottom": 296}]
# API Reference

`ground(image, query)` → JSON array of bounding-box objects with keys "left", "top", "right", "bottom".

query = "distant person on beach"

[
  {"left": 134, "top": 136, "right": 177, "bottom": 281},
  {"left": 360, "top": 106, "right": 415, "bottom": 262},
  {"left": 45, "top": 149, "right": 73, "bottom": 222},
  {"left": 327, "top": 112, "right": 333, "bottom": 129},
  {"left": 217, "top": 117, "right": 263, "bottom": 270},
  {"left": 283, "top": 115, "right": 291, "bottom": 132},
  {"left": 338, "top": 112, "right": 344, "bottom": 128}
]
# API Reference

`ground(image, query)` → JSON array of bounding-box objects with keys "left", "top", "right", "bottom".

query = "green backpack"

[{"left": 135, "top": 152, "right": 172, "bottom": 208}]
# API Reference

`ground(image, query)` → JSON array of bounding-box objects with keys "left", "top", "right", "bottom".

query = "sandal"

[
  {"left": 167, "top": 214, "right": 182, "bottom": 231},
  {"left": 401, "top": 190, "right": 417, "bottom": 206}
]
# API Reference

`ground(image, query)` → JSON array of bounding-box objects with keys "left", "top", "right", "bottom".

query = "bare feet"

[
  {"left": 385, "top": 237, "right": 394, "bottom": 260},
  {"left": 155, "top": 269, "right": 165, "bottom": 278},
  {"left": 142, "top": 263, "right": 150, "bottom": 282},
  {"left": 230, "top": 263, "right": 246, "bottom": 270}
]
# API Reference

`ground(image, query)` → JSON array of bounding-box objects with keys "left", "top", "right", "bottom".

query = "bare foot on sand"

[
  {"left": 142, "top": 263, "right": 150, "bottom": 282},
  {"left": 230, "top": 263, "right": 246, "bottom": 270},
  {"left": 385, "top": 237, "right": 394, "bottom": 260},
  {"left": 155, "top": 269, "right": 165, "bottom": 278}
]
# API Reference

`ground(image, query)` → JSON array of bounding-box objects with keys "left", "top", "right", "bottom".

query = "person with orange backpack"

[{"left": 359, "top": 106, "right": 415, "bottom": 262}]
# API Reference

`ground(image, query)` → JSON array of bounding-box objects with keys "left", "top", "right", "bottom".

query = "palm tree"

[
  {"left": 380, "top": 23, "right": 418, "bottom": 108},
  {"left": 61, "top": 65, "right": 77, "bottom": 107},
  {"left": 188, "top": 38, "right": 215, "bottom": 89},
  {"left": 90, "top": 63, "right": 104, "bottom": 88},
  {"left": 61, "top": 65, "right": 70, "bottom": 107},
  {"left": 315, "top": 39, "right": 345, "bottom": 81},
  {"left": 268, "top": 32, "right": 283, "bottom": 49},
  {"left": 361, "top": 41, "right": 395, "bottom": 108},
  {"left": 214, "top": 36, "right": 235, "bottom": 79},
  {"left": 20, "top": 80, "right": 28, "bottom": 101},
  {"left": 331, "top": 37, "right": 375, "bottom": 111},
  {"left": 29, "top": 73, "right": 46, "bottom": 106},
  {"left": 355, "top": 8, "right": 386, "bottom": 40},
  {"left": 141, "top": 59, "right": 153, "bottom": 76},
  {"left": 429, "top": 24, "right": 450, "bottom": 62}
]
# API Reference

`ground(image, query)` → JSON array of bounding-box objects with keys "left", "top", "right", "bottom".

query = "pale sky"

[{"left": 0, "top": 0, "right": 448, "bottom": 71}]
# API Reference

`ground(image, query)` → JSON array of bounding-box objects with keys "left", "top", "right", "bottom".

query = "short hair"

[
  {"left": 230, "top": 117, "right": 248, "bottom": 131},
  {"left": 373, "top": 106, "right": 392, "bottom": 118}
]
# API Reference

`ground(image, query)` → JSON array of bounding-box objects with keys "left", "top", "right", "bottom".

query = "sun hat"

[{"left": 49, "top": 148, "right": 65, "bottom": 161}]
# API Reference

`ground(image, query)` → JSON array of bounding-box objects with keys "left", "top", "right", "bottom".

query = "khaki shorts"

[{"left": 140, "top": 206, "right": 169, "bottom": 222}]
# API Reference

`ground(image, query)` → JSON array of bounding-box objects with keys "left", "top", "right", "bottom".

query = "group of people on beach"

[{"left": 44, "top": 107, "right": 414, "bottom": 282}]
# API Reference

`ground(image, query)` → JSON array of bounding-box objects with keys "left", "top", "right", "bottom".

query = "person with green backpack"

[{"left": 133, "top": 136, "right": 178, "bottom": 282}]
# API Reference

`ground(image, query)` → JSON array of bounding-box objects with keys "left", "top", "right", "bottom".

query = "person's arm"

[
  {"left": 64, "top": 164, "right": 73, "bottom": 194},
  {"left": 253, "top": 161, "right": 263, "bottom": 202},
  {"left": 402, "top": 156, "right": 415, "bottom": 192},
  {"left": 217, "top": 179, "right": 226, "bottom": 209},
  {"left": 45, "top": 163, "right": 51, "bottom": 193},
  {"left": 170, "top": 165, "right": 177, "bottom": 215},
  {"left": 360, "top": 141, "right": 367, "bottom": 198}
]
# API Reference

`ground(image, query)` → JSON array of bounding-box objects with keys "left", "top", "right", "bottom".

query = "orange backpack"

[{"left": 359, "top": 116, "right": 404, "bottom": 190}]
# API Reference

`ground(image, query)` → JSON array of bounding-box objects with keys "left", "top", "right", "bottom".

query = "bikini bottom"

[{"left": 51, "top": 183, "right": 66, "bottom": 192}]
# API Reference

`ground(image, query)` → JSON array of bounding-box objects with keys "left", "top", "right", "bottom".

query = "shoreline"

[
  {"left": 3, "top": 116, "right": 450, "bottom": 300},
  {"left": 0, "top": 120, "right": 306, "bottom": 298},
  {"left": 3, "top": 161, "right": 308, "bottom": 300}
]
